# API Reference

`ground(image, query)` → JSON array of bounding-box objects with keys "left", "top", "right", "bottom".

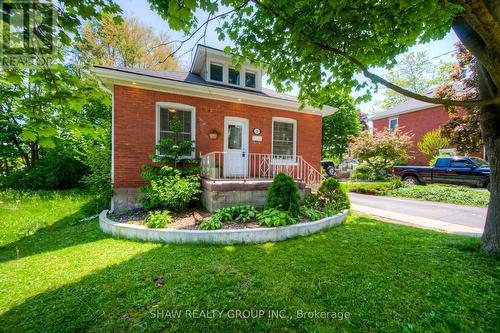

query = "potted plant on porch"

[{"left": 208, "top": 128, "right": 221, "bottom": 139}]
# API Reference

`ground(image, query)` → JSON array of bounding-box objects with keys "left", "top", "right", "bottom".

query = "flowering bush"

[{"left": 350, "top": 129, "right": 413, "bottom": 175}]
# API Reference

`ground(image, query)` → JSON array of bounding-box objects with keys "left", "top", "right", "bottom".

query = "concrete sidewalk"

[{"left": 349, "top": 193, "right": 486, "bottom": 237}]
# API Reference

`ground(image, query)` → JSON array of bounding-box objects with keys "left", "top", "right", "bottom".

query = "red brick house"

[
  {"left": 371, "top": 96, "right": 484, "bottom": 165},
  {"left": 93, "top": 45, "right": 334, "bottom": 211}
]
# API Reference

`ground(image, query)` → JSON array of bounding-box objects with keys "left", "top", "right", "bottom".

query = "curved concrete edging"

[{"left": 99, "top": 209, "right": 348, "bottom": 244}]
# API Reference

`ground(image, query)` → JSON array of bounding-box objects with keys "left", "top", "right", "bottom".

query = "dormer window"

[
  {"left": 228, "top": 67, "right": 240, "bottom": 85},
  {"left": 210, "top": 63, "right": 223, "bottom": 82},
  {"left": 193, "top": 45, "right": 262, "bottom": 90},
  {"left": 245, "top": 72, "right": 256, "bottom": 88}
]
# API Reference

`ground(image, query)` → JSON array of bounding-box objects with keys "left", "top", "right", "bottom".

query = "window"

[
  {"left": 228, "top": 67, "right": 240, "bottom": 85},
  {"left": 434, "top": 158, "right": 450, "bottom": 168},
  {"left": 245, "top": 71, "right": 256, "bottom": 88},
  {"left": 450, "top": 160, "right": 470, "bottom": 168},
  {"left": 157, "top": 103, "right": 195, "bottom": 157},
  {"left": 210, "top": 63, "right": 223, "bottom": 82},
  {"left": 388, "top": 117, "right": 398, "bottom": 131},
  {"left": 272, "top": 118, "right": 296, "bottom": 157},
  {"left": 227, "top": 124, "right": 242, "bottom": 149}
]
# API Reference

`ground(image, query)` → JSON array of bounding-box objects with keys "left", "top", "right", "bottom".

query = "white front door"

[{"left": 224, "top": 117, "right": 249, "bottom": 177}]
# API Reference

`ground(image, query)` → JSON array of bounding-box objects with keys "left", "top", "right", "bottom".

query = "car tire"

[
  {"left": 326, "top": 166, "right": 335, "bottom": 177},
  {"left": 403, "top": 175, "right": 418, "bottom": 186}
]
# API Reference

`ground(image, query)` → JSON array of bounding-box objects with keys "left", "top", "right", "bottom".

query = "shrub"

[
  {"left": 304, "top": 194, "right": 319, "bottom": 209},
  {"left": 350, "top": 129, "right": 413, "bottom": 175},
  {"left": 230, "top": 206, "right": 258, "bottom": 222},
  {"left": 316, "top": 178, "right": 350, "bottom": 210},
  {"left": 265, "top": 173, "right": 300, "bottom": 216},
  {"left": 417, "top": 129, "right": 450, "bottom": 161},
  {"left": 145, "top": 210, "right": 173, "bottom": 228},
  {"left": 79, "top": 131, "right": 113, "bottom": 209},
  {"left": 1, "top": 150, "right": 88, "bottom": 190},
  {"left": 257, "top": 208, "right": 298, "bottom": 227},
  {"left": 344, "top": 182, "right": 392, "bottom": 195},
  {"left": 199, "top": 218, "right": 223, "bottom": 230},
  {"left": 350, "top": 163, "right": 372, "bottom": 180},
  {"left": 140, "top": 166, "right": 200, "bottom": 212},
  {"left": 300, "top": 206, "right": 323, "bottom": 221},
  {"left": 199, "top": 205, "right": 258, "bottom": 230}
]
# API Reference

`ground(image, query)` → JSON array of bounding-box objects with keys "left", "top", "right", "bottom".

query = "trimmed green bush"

[
  {"left": 140, "top": 166, "right": 200, "bottom": 212},
  {"left": 265, "top": 173, "right": 300, "bottom": 216},
  {"left": 145, "top": 210, "right": 173, "bottom": 228},
  {"left": 316, "top": 178, "right": 350, "bottom": 211}
]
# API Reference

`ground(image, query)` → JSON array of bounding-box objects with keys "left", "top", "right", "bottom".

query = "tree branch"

[
  {"left": 251, "top": 0, "right": 500, "bottom": 108},
  {"left": 154, "top": 2, "right": 249, "bottom": 64}
]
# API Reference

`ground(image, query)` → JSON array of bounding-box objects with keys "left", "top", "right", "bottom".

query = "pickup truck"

[{"left": 392, "top": 156, "right": 490, "bottom": 188}]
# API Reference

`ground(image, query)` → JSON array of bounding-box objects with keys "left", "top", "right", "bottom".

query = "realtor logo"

[{"left": 0, "top": 0, "right": 56, "bottom": 57}]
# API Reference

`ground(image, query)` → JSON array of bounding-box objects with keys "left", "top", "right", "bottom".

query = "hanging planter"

[{"left": 208, "top": 128, "right": 221, "bottom": 139}]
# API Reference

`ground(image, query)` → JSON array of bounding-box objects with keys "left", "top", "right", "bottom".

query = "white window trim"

[
  {"left": 244, "top": 70, "right": 257, "bottom": 89},
  {"left": 271, "top": 117, "right": 298, "bottom": 165},
  {"left": 388, "top": 117, "right": 398, "bottom": 131},
  {"left": 209, "top": 62, "right": 224, "bottom": 83},
  {"left": 155, "top": 102, "right": 196, "bottom": 159}
]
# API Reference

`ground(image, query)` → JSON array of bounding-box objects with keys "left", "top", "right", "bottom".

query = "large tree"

[
  {"left": 76, "top": 14, "right": 183, "bottom": 70},
  {"left": 376, "top": 51, "right": 454, "bottom": 110},
  {"left": 322, "top": 103, "right": 361, "bottom": 163},
  {"left": 148, "top": 0, "right": 500, "bottom": 253},
  {"left": 437, "top": 42, "right": 483, "bottom": 154}
]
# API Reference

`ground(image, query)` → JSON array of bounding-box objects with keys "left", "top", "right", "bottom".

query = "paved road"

[{"left": 349, "top": 193, "right": 487, "bottom": 237}]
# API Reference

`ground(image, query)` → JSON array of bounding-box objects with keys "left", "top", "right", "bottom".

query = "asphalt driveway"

[{"left": 349, "top": 193, "right": 487, "bottom": 237}]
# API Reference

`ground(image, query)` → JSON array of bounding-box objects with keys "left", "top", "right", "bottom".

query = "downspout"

[{"left": 97, "top": 81, "right": 115, "bottom": 212}]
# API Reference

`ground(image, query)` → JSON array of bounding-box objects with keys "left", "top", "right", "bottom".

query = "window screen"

[
  {"left": 273, "top": 121, "right": 295, "bottom": 156},
  {"left": 210, "top": 63, "right": 223, "bottom": 81}
]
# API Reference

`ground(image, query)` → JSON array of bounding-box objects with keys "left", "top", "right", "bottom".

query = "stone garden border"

[{"left": 99, "top": 209, "right": 348, "bottom": 244}]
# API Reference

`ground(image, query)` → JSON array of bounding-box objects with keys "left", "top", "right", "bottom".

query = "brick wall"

[
  {"left": 113, "top": 85, "right": 322, "bottom": 188},
  {"left": 372, "top": 106, "right": 451, "bottom": 165}
]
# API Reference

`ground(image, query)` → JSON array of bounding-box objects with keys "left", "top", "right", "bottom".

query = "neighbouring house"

[
  {"left": 371, "top": 92, "right": 484, "bottom": 165},
  {"left": 93, "top": 45, "right": 335, "bottom": 212}
]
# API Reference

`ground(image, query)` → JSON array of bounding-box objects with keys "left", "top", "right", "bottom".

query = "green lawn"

[
  {"left": 0, "top": 190, "right": 498, "bottom": 332},
  {"left": 343, "top": 182, "right": 490, "bottom": 207}
]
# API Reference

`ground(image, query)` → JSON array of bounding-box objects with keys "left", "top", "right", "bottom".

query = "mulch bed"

[{"left": 108, "top": 207, "right": 315, "bottom": 230}]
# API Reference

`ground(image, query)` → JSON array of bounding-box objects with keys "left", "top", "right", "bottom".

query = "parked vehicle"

[
  {"left": 321, "top": 160, "right": 336, "bottom": 177},
  {"left": 392, "top": 157, "right": 490, "bottom": 188}
]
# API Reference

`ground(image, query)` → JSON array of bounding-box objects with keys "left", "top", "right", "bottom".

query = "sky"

[{"left": 115, "top": 0, "right": 460, "bottom": 115}]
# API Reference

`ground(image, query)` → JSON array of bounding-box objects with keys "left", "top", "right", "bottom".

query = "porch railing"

[{"left": 200, "top": 152, "right": 323, "bottom": 190}]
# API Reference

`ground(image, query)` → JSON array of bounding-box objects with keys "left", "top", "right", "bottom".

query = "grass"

[
  {"left": 343, "top": 182, "right": 490, "bottom": 207},
  {"left": 0, "top": 190, "right": 499, "bottom": 332}
]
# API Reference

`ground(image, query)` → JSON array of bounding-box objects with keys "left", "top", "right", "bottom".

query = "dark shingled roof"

[{"left": 94, "top": 66, "right": 299, "bottom": 103}]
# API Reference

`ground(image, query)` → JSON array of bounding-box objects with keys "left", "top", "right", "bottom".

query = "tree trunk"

[
  {"left": 478, "top": 66, "right": 500, "bottom": 252},
  {"left": 452, "top": 10, "right": 500, "bottom": 253}
]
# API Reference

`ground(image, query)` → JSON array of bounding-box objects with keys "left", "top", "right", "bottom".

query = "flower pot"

[{"left": 209, "top": 133, "right": 217, "bottom": 139}]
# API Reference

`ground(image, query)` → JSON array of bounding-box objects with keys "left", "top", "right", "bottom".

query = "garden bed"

[
  {"left": 107, "top": 207, "right": 337, "bottom": 230},
  {"left": 99, "top": 209, "right": 348, "bottom": 244}
]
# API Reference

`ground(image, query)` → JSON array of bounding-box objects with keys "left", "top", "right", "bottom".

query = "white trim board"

[{"left": 92, "top": 67, "right": 335, "bottom": 117}]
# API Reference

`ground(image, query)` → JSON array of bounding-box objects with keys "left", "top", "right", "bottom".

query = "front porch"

[{"left": 200, "top": 152, "right": 322, "bottom": 212}]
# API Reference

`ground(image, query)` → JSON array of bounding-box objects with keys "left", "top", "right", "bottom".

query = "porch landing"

[{"left": 201, "top": 178, "right": 310, "bottom": 212}]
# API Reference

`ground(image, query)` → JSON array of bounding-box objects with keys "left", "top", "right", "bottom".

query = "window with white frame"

[
  {"left": 272, "top": 118, "right": 296, "bottom": 157},
  {"left": 245, "top": 71, "right": 256, "bottom": 88},
  {"left": 157, "top": 103, "right": 195, "bottom": 156},
  {"left": 210, "top": 63, "right": 223, "bottom": 82},
  {"left": 228, "top": 67, "right": 240, "bottom": 85},
  {"left": 389, "top": 117, "right": 398, "bottom": 131}
]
